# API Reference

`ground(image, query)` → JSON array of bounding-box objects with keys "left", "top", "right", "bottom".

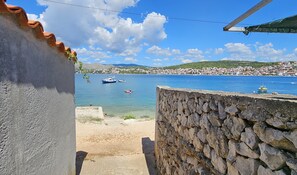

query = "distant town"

[{"left": 77, "top": 61, "right": 297, "bottom": 76}]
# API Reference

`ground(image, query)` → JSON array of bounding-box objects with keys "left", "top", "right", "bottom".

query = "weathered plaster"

[{"left": 0, "top": 16, "right": 75, "bottom": 175}]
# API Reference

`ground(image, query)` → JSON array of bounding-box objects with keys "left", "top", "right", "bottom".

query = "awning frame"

[{"left": 223, "top": 0, "right": 272, "bottom": 33}]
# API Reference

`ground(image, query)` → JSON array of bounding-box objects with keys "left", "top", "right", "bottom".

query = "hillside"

[
  {"left": 165, "top": 60, "right": 279, "bottom": 69},
  {"left": 75, "top": 63, "right": 113, "bottom": 71},
  {"left": 112, "top": 64, "right": 147, "bottom": 67}
]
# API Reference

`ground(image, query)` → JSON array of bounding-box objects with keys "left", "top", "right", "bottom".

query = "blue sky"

[{"left": 8, "top": 0, "right": 297, "bottom": 66}]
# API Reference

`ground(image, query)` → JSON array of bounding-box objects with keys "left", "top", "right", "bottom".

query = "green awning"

[{"left": 244, "top": 15, "right": 297, "bottom": 35}]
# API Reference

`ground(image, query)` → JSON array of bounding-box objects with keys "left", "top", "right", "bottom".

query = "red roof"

[{"left": 0, "top": 0, "right": 77, "bottom": 62}]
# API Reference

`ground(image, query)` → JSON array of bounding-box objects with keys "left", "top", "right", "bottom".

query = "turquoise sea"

[{"left": 75, "top": 74, "right": 297, "bottom": 117}]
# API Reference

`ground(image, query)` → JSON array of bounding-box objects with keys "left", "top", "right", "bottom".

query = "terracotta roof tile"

[
  {"left": 43, "top": 32, "right": 57, "bottom": 47},
  {"left": 56, "top": 41, "right": 65, "bottom": 52},
  {"left": 0, "top": 0, "right": 77, "bottom": 62}
]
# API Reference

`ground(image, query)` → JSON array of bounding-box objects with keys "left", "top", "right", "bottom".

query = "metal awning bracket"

[{"left": 223, "top": 0, "right": 272, "bottom": 31}]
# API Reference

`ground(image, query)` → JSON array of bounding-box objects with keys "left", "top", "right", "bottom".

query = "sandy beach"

[{"left": 76, "top": 115, "right": 156, "bottom": 175}]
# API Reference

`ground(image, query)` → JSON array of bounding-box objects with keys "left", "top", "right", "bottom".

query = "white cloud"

[
  {"left": 153, "top": 58, "right": 162, "bottom": 62},
  {"left": 204, "top": 49, "right": 212, "bottom": 55},
  {"left": 147, "top": 46, "right": 204, "bottom": 63},
  {"left": 222, "top": 42, "right": 297, "bottom": 62},
  {"left": 172, "top": 49, "right": 181, "bottom": 55},
  {"left": 185, "top": 48, "right": 204, "bottom": 60},
  {"left": 147, "top": 45, "right": 171, "bottom": 56},
  {"left": 146, "top": 43, "right": 297, "bottom": 64},
  {"left": 36, "top": 0, "right": 167, "bottom": 56},
  {"left": 256, "top": 43, "right": 284, "bottom": 61},
  {"left": 116, "top": 47, "right": 140, "bottom": 57},
  {"left": 90, "top": 13, "right": 167, "bottom": 54},
  {"left": 124, "top": 57, "right": 137, "bottom": 62},
  {"left": 27, "top": 13, "right": 38, "bottom": 20},
  {"left": 78, "top": 57, "right": 89, "bottom": 62},
  {"left": 279, "top": 48, "right": 297, "bottom": 61},
  {"left": 214, "top": 48, "right": 224, "bottom": 55},
  {"left": 187, "top": 48, "right": 202, "bottom": 54},
  {"left": 225, "top": 43, "right": 252, "bottom": 55},
  {"left": 74, "top": 47, "right": 110, "bottom": 59},
  {"left": 224, "top": 43, "right": 254, "bottom": 61},
  {"left": 142, "top": 12, "right": 167, "bottom": 42},
  {"left": 181, "top": 59, "right": 193, "bottom": 63}
]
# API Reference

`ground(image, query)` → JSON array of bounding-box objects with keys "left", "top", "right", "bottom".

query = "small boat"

[
  {"left": 258, "top": 86, "right": 268, "bottom": 94},
  {"left": 102, "top": 77, "right": 116, "bottom": 84},
  {"left": 118, "top": 80, "right": 126, "bottom": 83},
  {"left": 124, "top": 89, "right": 132, "bottom": 94}
]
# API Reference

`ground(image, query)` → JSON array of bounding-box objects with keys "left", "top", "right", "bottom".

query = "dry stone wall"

[{"left": 155, "top": 86, "right": 297, "bottom": 175}]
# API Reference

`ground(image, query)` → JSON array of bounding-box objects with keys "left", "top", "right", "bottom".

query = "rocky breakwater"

[{"left": 155, "top": 86, "right": 297, "bottom": 175}]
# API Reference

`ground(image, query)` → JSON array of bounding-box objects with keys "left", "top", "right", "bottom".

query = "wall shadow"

[
  {"left": 142, "top": 137, "right": 156, "bottom": 175},
  {"left": 76, "top": 151, "right": 88, "bottom": 175}
]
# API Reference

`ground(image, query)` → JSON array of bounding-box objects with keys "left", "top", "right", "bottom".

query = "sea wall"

[
  {"left": 0, "top": 16, "right": 76, "bottom": 174},
  {"left": 155, "top": 86, "right": 297, "bottom": 175}
]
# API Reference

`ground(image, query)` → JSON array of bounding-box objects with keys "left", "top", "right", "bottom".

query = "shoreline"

[
  {"left": 75, "top": 105, "right": 156, "bottom": 119},
  {"left": 76, "top": 73, "right": 297, "bottom": 77}
]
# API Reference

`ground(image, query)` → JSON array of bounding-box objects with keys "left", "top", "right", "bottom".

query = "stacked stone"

[{"left": 155, "top": 87, "right": 297, "bottom": 175}]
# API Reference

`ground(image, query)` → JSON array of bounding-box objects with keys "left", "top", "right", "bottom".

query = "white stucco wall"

[{"left": 0, "top": 16, "right": 76, "bottom": 175}]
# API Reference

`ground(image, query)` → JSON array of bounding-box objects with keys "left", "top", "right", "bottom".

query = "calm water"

[{"left": 75, "top": 74, "right": 297, "bottom": 117}]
